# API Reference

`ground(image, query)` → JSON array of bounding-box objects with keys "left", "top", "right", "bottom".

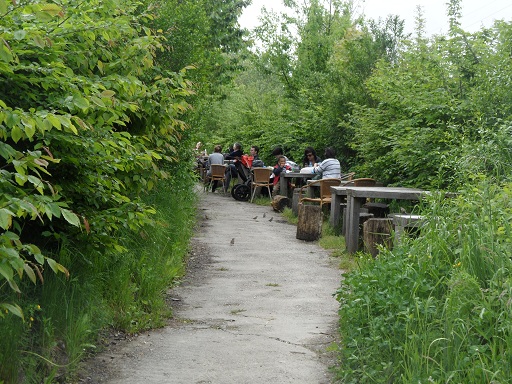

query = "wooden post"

[
  {"left": 363, "top": 218, "right": 393, "bottom": 257},
  {"left": 292, "top": 188, "right": 301, "bottom": 216},
  {"left": 296, "top": 204, "right": 322, "bottom": 241}
]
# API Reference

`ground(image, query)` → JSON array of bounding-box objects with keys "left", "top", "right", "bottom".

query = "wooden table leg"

[
  {"left": 279, "top": 175, "right": 287, "bottom": 196},
  {"left": 330, "top": 193, "right": 343, "bottom": 227},
  {"left": 346, "top": 194, "right": 363, "bottom": 254}
]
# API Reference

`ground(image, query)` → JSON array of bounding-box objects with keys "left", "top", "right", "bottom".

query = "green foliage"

[
  {"left": 335, "top": 180, "right": 512, "bottom": 383},
  {"left": 0, "top": 0, "right": 192, "bottom": 319},
  {"left": 351, "top": 22, "right": 512, "bottom": 188},
  {"left": 201, "top": 1, "right": 407, "bottom": 168}
]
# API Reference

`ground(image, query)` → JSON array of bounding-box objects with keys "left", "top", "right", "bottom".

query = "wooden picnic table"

[
  {"left": 330, "top": 186, "right": 427, "bottom": 254},
  {"left": 279, "top": 172, "right": 316, "bottom": 196}
]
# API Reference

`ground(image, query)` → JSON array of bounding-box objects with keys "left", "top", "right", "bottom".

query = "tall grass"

[
  {"left": 335, "top": 178, "right": 512, "bottom": 383},
  {"left": 0, "top": 173, "right": 198, "bottom": 383}
]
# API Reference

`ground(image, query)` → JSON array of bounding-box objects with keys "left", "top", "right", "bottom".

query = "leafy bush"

[
  {"left": 0, "top": 0, "right": 192, "bottom": 318},
  {"left": 335, "top": 180, "right": 512, "bottom": 383}
]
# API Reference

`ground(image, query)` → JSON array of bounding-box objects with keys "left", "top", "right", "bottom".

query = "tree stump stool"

[
  {"left": 363, "top": 218, "right": 393, "bottom": 257},
  {"left": 271, "top": 195, "right": 290, "bottom": 212},
  {"left": 296, "top": 204, "right": 322, "bottom": 241},
  {"left": 357, "top": 212, "right": 374, "bottom": 250}
]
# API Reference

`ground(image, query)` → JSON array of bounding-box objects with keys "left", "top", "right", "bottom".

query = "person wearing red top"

[{"left": 271, "top": 155, "right": 292, "bottom": 197}]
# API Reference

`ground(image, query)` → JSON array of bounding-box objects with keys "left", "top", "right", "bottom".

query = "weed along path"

[{"left": 82, "top": 189, "right": 342, "bottom": 383}]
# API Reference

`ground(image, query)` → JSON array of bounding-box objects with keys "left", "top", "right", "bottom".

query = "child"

[{"left": 271, "top": 155, "right": 292, "bottom": 197}]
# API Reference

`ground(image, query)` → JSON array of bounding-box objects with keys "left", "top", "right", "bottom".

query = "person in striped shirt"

[{"left": 312, "top": 147, "right": 341, "bottom": 179}]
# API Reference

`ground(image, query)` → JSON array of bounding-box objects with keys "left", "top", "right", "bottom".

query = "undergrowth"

[
  {"left": 334, "top": 179, "right": 512, "bottom": 383},
  {"left": 0, "top": 173, "right": 197, "bottom": 383}
]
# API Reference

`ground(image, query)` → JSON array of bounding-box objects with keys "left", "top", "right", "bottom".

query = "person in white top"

[{"left": 313, "top": 147, "right": 341, "bottom": 179}]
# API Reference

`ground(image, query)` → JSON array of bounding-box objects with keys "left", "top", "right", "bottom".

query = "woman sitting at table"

[
  {"left": 312, "top": 147, "right": 341, "bottom": 179},
  {"left": 302, "top": 147, "right": 321, "bottom": 168}
]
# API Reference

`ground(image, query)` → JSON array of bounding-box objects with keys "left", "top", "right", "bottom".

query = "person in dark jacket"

[{"left": 224, "top": 142, "right": 245, "bottom": 192}]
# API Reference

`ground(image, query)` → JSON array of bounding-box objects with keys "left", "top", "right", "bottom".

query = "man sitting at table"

[
  {"left": 312, "top": 147, "right": 341, "bottom": 179},
  {"left": 250, "top": 145, "right": 265, "bottom": 167}
]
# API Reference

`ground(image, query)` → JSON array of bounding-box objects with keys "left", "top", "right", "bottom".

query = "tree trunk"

[
  {"left": 363, "top": 218, "right": 393, "bottom": 257},
  {"left": 296, "top": 204, "right": 322, "bottom": 241}
]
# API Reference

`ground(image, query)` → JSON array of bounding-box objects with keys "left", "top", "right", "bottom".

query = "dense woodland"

[{"left": 1, "top": 0, "right": 511, "bottom": 382}]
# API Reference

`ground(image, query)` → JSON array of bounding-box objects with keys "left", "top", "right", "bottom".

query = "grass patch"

[
  {"left": 280, "top": 207, "right": 298, "bottom": 225},
  {"left": 319, "top": 222, "right": 358, "bottom": 271},
  {"left": 252, "top": 195, "right": 273, "bottom": 206}
]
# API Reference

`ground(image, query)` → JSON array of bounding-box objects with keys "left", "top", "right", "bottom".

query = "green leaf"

[
  {"left": 11, "top": 126, "right": 23, "bottom": 142},
  {"left": 61, "top": 208, "right": 80, "bottom": 227},
  {"left": 23, "top": 264, "right": 37, "bottom": 284},
  {"left": 101, "top": 90, "right": 116, "bottom": 98},
  {"left": 0, "top": 262, "right": 13, "bottom": 281},
  {"left": 90, "top": 96, "right": 105, "bottom": 107},
  {"left": 22, "top": 117, "right": 36, "bottom": 139},
  {"left": 0, "top": 303, "right": 24, "bottom": 320},
  {"left": 73, "top": 95, "right": 90, "bottom": 110},
  {"left": 46, "top": 115, "right": 61, "bottom": 130},
  {"left": 46, "top": 257, "right": 58, "bottom": 273},
  {"left": 40, "top": 3, "right": 62, "bottom": 16},
  {"left": 35, "top": 11, "right": 53, "bottom": 22},
  {"left": 13, "top": 30, "right": 27, "bottom": 41},
  {"left": 0, "top": 140, "right": 13, "bottom": 161},
  {"left": 0, "top": 1, "right": 8, "bottom": 15},
  {"left": 0, "top": 208, "right": 13, "bottom": 229},
  {"left": 27, "top": 175, "right": 44, "bottom": 194},
  {"left": 49, "top": 203, "right": 61, "bottom": 218},
  {"left": 34, "top": 252, "right": 44, "bottom": 265},
  {"left": 33, "top": 35, "right": 46, "bottom": 48},
  {"left": 0, "top": 45, "right": 13, "bottom": 63},
  {"left": 14, "top": 173, "right": 26, "bottom": 186}
]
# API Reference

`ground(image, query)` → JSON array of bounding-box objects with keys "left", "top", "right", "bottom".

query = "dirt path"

[{"left": 80, "top": 189, "right": 342, "bottom": 383}]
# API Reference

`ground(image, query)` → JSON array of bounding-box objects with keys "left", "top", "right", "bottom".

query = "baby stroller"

[{"left": 231, "top": 155, "right": 265, "bottom": 201}]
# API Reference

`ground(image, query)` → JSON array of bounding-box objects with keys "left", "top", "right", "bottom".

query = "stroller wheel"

[{"left": 232, "top": 184, "right": 250, "bottom": 201}]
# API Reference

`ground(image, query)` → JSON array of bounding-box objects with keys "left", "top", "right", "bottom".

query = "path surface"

[{"left": 82, "top": 189, "right": 342, "bottom": 383}]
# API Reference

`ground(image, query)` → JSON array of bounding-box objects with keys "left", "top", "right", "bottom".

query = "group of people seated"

[
  {"left": 197, "top": 142, "right": 342, "bottom": 196},
  {"left": 202, "top": 142, "right": 263, "bottom": 193}
]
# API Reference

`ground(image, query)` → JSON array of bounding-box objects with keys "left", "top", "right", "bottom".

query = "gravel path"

[{"left": 80, "top": 189, "right": 342, "bottom": 383}]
